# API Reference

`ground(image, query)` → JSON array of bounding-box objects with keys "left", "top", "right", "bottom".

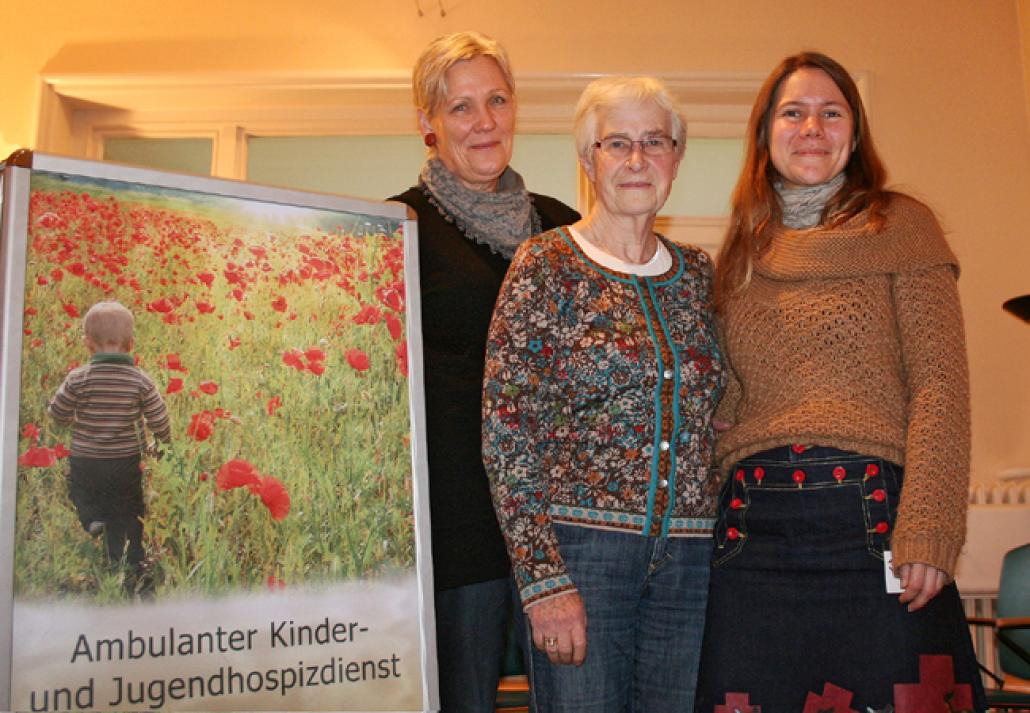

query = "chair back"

[{"left": 998, "top": 542, "right": 1030, "bottom": 680}]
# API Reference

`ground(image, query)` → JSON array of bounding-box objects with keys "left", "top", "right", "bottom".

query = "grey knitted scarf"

[
  {"left": 420, "top": 157, "right": 540, "bottom": 259},
  {"left": 776, "top": 172, "right": 847, "bottom": 229}
]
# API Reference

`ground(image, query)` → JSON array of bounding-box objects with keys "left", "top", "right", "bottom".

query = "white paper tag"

[{"left": 884, "top": 549, "right": 903, "bottom": 593}]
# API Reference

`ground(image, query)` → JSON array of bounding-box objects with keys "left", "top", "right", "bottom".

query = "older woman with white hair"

[
  {"left": 482, "top": 76, "right": 724, "bottom": 712},
  {"left": 389, "top": 31, "right": 579, "bottom": 713}
]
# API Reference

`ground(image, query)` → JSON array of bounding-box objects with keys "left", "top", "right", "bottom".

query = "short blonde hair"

[
  {"left": 412, "top": 31, "right": 515, "bottom": 117},
  {"left": 83, "top": 301, "right": 134, "bottom": 351},
  {"left": 573, "top": 76, "right": 687, "bottom": 163}
]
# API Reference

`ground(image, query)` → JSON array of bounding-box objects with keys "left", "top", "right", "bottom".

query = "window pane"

[
  {"left": 246, "top": 134, "right": 579, "bottom": 209},
  {"left": 662, "top": 137, "right": 744, "bottom": 216},
  {"left": 247, "top": 136, "right": 425, "bottom": 199},
  {"left": 510, "top": 135, "right": 578, "bottom": 209},
  {"left": 103, "top": 138, "right": 213, "bottom": 175}
]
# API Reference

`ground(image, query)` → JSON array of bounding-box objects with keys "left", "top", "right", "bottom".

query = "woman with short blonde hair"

[{"left": 389, "top": 30, "right": 579, "bottom": 713}]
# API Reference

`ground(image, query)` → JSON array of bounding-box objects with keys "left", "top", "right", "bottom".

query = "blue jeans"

[
  {"left": 434, "top": 577, "right": 512, "bottom": 713},
  {"left": 525, "top": 524, "right": 710, "bottom": 713}
]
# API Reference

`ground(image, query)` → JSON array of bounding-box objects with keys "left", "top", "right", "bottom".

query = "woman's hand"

[
  {"left": 897, "top": 562, "right": 948, "bottom": 612},
  {"left": 527, "top": 591, "right": 588, "bottom": 666}
]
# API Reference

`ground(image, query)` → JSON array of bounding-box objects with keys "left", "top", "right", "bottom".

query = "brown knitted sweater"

[{"left": 715, "top": 194, "right": 971, "bottom": 577}]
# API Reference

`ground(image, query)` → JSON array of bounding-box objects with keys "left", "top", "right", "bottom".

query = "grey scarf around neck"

[
  {"left": 776, "top": 172, "right": 847, "bottom": 229},
  {"left": 419, "top": 157, "right": 540, "bottom": 259}
]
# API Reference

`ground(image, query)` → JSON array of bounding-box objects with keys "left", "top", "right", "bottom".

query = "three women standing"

[
  {"left": 390, "top": 31, "right": 578, "bottom": 713},
  {"left": 695, "top": 52, "right": 985, "bottom": 712}
]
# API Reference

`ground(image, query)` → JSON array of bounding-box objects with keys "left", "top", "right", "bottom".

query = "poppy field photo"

[{"left": 12, "top": 171, "right": 417, "bottom": 603}]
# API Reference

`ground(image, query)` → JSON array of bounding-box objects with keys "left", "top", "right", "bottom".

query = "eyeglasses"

[{"left": 593, "top": 135, "right": 678, "bottom": 158}]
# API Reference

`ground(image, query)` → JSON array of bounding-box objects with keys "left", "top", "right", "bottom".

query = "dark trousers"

[
  {"left": 434, "top": 577, "right": 512, "bottom": 713},
  {"left": 67, "top": 455, "right": 146, "bottom": 590}
]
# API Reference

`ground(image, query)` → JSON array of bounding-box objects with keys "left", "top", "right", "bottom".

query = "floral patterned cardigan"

[{"left": 482, "top": 227, "right": 726, "bottom": 608}]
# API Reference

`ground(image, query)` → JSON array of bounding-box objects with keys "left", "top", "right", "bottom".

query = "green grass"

[{"left": 14, "top": 173, "right": 415, "bottom": 603}]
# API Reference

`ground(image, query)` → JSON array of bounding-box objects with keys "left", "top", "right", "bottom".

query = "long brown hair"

[{"left": 714, "top": 52, "right": 890, "bottom": 308}]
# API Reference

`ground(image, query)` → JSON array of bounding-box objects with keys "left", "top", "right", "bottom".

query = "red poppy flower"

[
  {"left": 147, "top": 297, "right": 174, "bottom": 314},
  {"left": 307, "top": 361, "right": 326, "bottom": 376},
  {"left": 249, "top": 475, "right": 290, "bottom": 521},
  {"left": 395, "top": 340, "right": 408, "bottom": 377},
  {"left": 166, "top": 377, "right": 184, "bottom": 394},
  {"left": 216, "top": 459, "right": 261, "bottom": 490},
  {"left": 266, "top": 574, "right": 286, "bottom": 590},
  {"left": 50, "top": 268, "right": 63, "bottom": 282},
  {"left": 266, "top": 395, "right": 282, "bottom": 415},
  {"left": 375, "top": 284, "right": 404, "bottom": 312},
  {"left": 197, "top": 272, "right": 215, "bottom": 287},
  {"left": 282, "top": 349, "right": 305, "bottom": 370},
  {"left": 305, "top": 346, "right": 326, "bottom": 362},
  {"left": 195, "top": 301, "right": 215, "bottom": 314},
  {"left": 18, "top": 446, "right": 57, "bottom": 468},
  {"left": 53, "top": 443, "right": 71, "bottom": 459},
  {"left": 36, "top": 275, "right": 48, "bottom": 285},
  {"left": 271, "top": 296, "right": 288, "bottom": 312},
  {"left": 67, "top": 262, "right": 86, "bottom": 277},
  {"left": 243, "top": 310, "right": 255, "bottom": 320},
  {"left": 199, "top": 471, "right": 209, "bottom": 482},
  {"left": 186, "top": 411, "right": 215, "bottom": 441},
  {"left": 353, "top": 305, "right": 381, "bottom": 325},
  {"left": 198, "top": 381, "right": 218, "bottom": 395},
  {"left": 21, "top": 423, "right": 40, "bottom": 442},
  {"left": 385, "top": 313, "right": 403, "bottom": 341},
  {"left": 37, "top": 212, "right": 60, "bottom": 229},
  {"left": 62, "top": 303, "right": 80, "bottom": 318},
  {"left": 227, "top": 335, "right": 241, "bottom": 350},
  {"left": 164, "top": 353, "right": 188, "bottom": 373},
  {"left": 346, "top": 348, "right": 370, "bottom": 372},
  {"left": 24, "top": 307, "right": 38, "bottom": 317}
]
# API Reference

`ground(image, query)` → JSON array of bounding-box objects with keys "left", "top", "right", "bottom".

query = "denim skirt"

[{"left": 694, "top": 446, "right": 986, "bottom": 713}]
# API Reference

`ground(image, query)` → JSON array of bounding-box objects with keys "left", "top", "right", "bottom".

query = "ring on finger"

[{"left": 543, "top": 636, "right": 558, "bottom": 649}]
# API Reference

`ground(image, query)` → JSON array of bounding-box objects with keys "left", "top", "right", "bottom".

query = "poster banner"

[{"left": 0, "top": 153, "right": 436, "bottom": 712}]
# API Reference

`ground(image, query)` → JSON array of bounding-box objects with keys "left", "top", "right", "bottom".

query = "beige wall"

[
  {"left": 1022, "top": 0, "right": 1030, "bottom": 129},
  {"left": 2, "top": 0, "right": 1029, "bottom": 485}
]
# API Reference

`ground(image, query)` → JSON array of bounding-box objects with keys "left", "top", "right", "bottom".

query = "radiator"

[
  {"left": 958, "top": 479, "right": 1030, "bottom": 680},
  {"left": 957, "top": 480, "right": 1030, "bottom": 596}
]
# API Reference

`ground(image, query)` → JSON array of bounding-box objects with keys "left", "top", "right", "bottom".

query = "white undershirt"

[{"left": 567, "top": 226, "right": 672, "bottom": 276}]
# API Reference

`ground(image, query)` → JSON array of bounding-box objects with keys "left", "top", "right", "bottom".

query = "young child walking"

[{"left": 48, "top": 300, "right": 171, "bottom": 594}]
